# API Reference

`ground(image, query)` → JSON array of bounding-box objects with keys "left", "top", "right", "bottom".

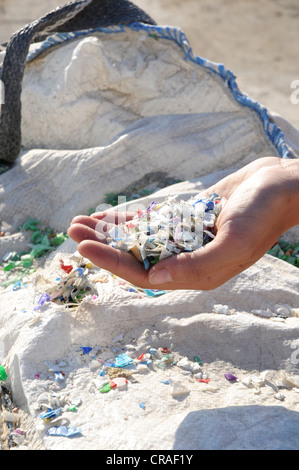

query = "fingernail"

[{"left": 149, "top": 268, "right": 173, "bottom": 285}]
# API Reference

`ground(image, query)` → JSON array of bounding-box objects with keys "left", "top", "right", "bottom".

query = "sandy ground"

[{"left": 0, "top": 0, "right": 299, "bottom": 130}]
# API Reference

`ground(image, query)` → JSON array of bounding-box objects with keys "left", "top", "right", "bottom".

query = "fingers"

[
  {"left": 67, "top": 211, "right": 250, "bottom": 291},
  {"left": 148, "top": 226, "right": 254, "bottom": 290},
  {"left": 77, "top": 240, "right": 150, "bottom": 288},
  {"left": 89, "top": 210, "right": 136, "bottom": 224},
  {"left": 68, "top": 216, "right": 253, "bottom": 290}
]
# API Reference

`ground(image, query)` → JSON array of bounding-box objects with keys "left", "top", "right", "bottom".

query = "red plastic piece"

[{"left": 60, "top": 260, "right": 73, "bottom": 274}]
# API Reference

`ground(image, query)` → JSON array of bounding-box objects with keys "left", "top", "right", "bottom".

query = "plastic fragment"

[
  {"left": 50, "top": 233, "right": 68, "bottom": 247},
  {"left": 4, "top": 263, "right": 15, "bottom": 271},
  {"left": 194, "top": 355, "right": 203, "bottom": 365},
  {"left": 54, "top": 371, "right": 65, "bottom": 382},
  {"left": 99, "top": 382, "right": 112, "bottom": 393},
  {"left": 114, "top": 353, "right": 133, "bottom": 368},
  {"left": 106, "top": 193, "right": 224, "bottom": 269},
  {"left": 161, "top": 347, "right": 171, "bottom": 354},
  {"left": 111, "top": 377, "right": 128, "bottom": 390},
  {"left": 33, "top": 293, "right": 51, "bottom": 311},
  {"left": 39, "top": 408, "right": 62, "bottom": 421},
  {"left": 268, "top": 239, "right": 299, "bottom": 268},
  {"left": 12, "top": 281, "right": 22, "bottom": 291},
  {"left": 0, "top": 365, "right": 8, "bottom": 381},
  {"left": 148, "top": 348, "right": 157, "bottom": 355},
  {"left": 139, "top": 402, "right": 146, "bottom": 410},
  {"left": 46, "top": 425, "right": 82, "bottom": 437},
  {"left": 60, "top": 260, "right": 73, "bottom": 274},
  {"left": 224, "top": 373, "right": 238, "bottom": 382},
  {"left": 2, "top": 251, "right": 16, "bottom": 262},
  {"left": 68, "top": 405, "right": 77, "bottom": 412},
  {"left": 144, "top": 289, "right": 167, "bottom": 297},
  {"left": 31, "top": 230, "right": 43, "bottom": 244},
  {"left": 21, "top": 217, "right": 40, "bottom": 231},
  {"left": 80, "top": 347, "right": 93, "bottom": 355}
]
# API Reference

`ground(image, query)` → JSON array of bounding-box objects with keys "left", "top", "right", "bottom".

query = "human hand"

[{"left": 68, "top": 157, "right": 299, "bottom": 290}]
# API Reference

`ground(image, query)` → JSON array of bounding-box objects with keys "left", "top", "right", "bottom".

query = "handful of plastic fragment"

[{"left": 106, "top": 193, "right": 224, "bottom": 269}]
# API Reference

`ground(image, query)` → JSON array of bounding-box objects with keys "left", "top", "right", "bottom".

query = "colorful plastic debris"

[
  {"left": 80, "top": 347, "right": 93, "bottom": 355},
  {"left": 224, "top": 372, "right": 238, "bottom": 382},
  {"left": 194, "top": 356, "right": 203, "bottom": 365},
  {"left": 33, "top": 293, "right": 51, "bottom": 311},
  {"left": 144, "top": 289, "right": 167, "bottom": 297},
  {"left": 268, "top": 239, "right": 299, "bottom": 268},
  {"left": 99, "top": 383, "right": 112, "bottom": 393},
  {"left": 114, "top": 353, "right": 133, "bottom": 368},
  {"left": 39, "top": 408, "right": 62, "bottom": 421},
  {"left": 46, "top": 425, "right": 82, "bottom": 437},
  {"left": 197, "top": 378, "right": 210, "bottom": 383},
  {"left": 0, "top": 365, "right": 8, "bottom": 381},
  {"left": 106, "top": 193, "right": 224, "bottom": 269},
  {"left": 60, "top": 260, "right": 73, "bottom": 274}
]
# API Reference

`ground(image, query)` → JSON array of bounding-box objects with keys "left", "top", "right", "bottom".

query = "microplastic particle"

[{"left": 224, "top": 373, "right": 238, "bottom": 382}]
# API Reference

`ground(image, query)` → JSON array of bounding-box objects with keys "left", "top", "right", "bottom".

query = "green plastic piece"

[
  {"left": 286, "top": 256, "right": 297, "bottom": 265},
  {"left": 99, "top": 383, "right": 112, "bottom": 393},
  {"left": 21, "top": 259, "right": 33, "bottom": 268},
  {"left": 21, "top": 217, "right": 40, "bottom": 231},
  {"left": 31, "top": 230, "right": 43, "bottom": 244},
  {"left": 9, "top": 252, "right": 19, "bottom": 262},
  {"left": 68, "top": 405, "right": 77, "bottom": 412},
  {"left": 50, "top": 233, "right": 68, "bottom": 247},
  {"left": 0, "top": 365, "right": 8, "bottom": 381},
  {"left": 194, "top": 356, "right": 203, "bottom": 365},
  {"left": 30, "top": 236, "right": 54, "bottom": 258},
  {"left": 4, "top": 263, "right": 15, "bottom": 271}
]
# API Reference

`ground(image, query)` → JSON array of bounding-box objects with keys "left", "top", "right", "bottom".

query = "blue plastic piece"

[
  {"left": 115, "top": 353, "right": 133, "bottom": 368},
  {"left": 46, "top": 425, "right": 82, "bottom": 437},
  {"left": 80, "top": 347, "right": 92, "bottom": 355},
  {"left": 12, "top": 281, "right": 22, "bottom": 291},
  {"left": 39, "top": 408, "right": 62, "bottom": 420},
  {"left": 144, "top": 289, "right": 167, "bottom": 297}
]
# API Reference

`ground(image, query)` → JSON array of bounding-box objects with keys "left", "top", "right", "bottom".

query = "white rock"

[
  {"left": 274, "top": 393, "right": 285, "bottom": 401},
  {"left": 89, "top": 359, "right": 102, "bottom": 370},
  {"left": 176, "top": 357, "right": 193, "bottom": 371},
  {"left": 213, "top": 304, "right": 231, "bottom": 315}
]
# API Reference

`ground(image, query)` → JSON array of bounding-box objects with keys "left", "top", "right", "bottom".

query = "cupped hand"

[{"left": 67, "top": 157, "right": 299, "bottom": 290}]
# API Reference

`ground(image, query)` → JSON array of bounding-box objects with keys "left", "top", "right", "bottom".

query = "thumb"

[{"left": 148, "top": 230, "right": 251, "bottom": 290}]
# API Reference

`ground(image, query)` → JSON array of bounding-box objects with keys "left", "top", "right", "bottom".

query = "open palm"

[{"left": 68, "top": 157, "right": 298, "bottom": 290}]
